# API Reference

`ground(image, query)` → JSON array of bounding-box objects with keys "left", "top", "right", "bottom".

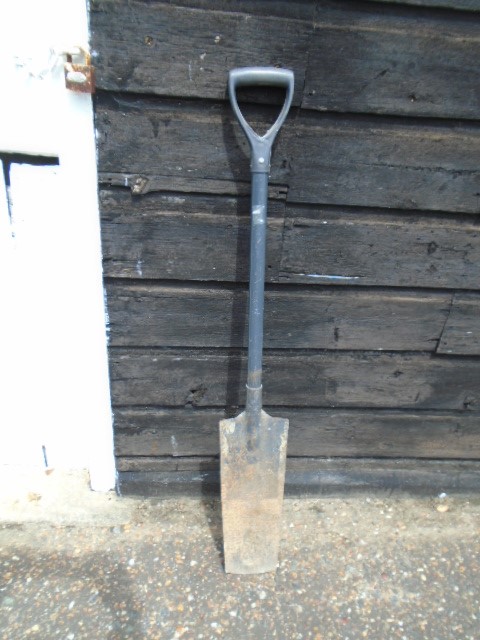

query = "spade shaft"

[
  {"left": 245, "top": 171, "right": 268, "bottom": 423},
  {"left": 220, "top": 67, "right": 294, "bottom": 574}
]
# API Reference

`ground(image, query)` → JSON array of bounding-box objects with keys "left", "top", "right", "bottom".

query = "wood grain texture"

[
  {"left": 116, "top": 456, "right": 219, "bottom": 472},
  {"left": 370, "top": 0, "right": 480, "bottom": 10},
  {"left": 437, "top": 293, "right": 480, "bottom": 355},
  {"left": 287, "top": 114, "right": 480, "bottom": 210},
  {"left": 90, "top": 0, "right": 480, "bottom": 119},
  {"left": 152, "top": 0, "right": 316, "bottom": 20},
  {"left": 114, "top": 407, "right": 480, "bottom": 459},
  {"left": 98, "top": 173, "right": 288, "bottom": 198},
  {"left": 100, "top": 190, "right": 480, "bottom": 288},
  {"left": 109, "top": 348, "right": 480, "bottom": 410},
  {"left": 96, "top": 95, "right": 480, "bottom": 212},
  {"left": 116, "top": 458, "right": 480, "bottom": 496},
  {"left": 304, "top": 2, "right": 480, "bottom": 119},
  {"left": 90, "top": 0, "right": 311, "bottom": 103},
  {"left": 280, "top": 207, "right": 480, "bottom": 289},
  {"left": 105, "top": 282, "right": 451, "bottom": 351},
  {"left": 93, "top": 0, "right": 480, "bottom": 475},
  {"left": 100, "top": 189, "right": 284, "bottom": 281}
]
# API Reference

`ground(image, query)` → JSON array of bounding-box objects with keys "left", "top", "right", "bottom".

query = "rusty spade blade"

[
  {"left": 220, "top": 67, "right": 294, "bottom": 574},
  {"left": 220, "top": 410, "right": 288, "bottom": 574}
]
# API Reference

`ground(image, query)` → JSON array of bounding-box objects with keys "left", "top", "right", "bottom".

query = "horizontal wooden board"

[
  {"left": 371, "top": 0, "right": 480, "bottom": 10},
  {"left": 100, "top": 189, "right": 284, "bottom": 281},
  {"left": 90, "top": 0, "right": 311, "bottom": 103},
  {"left": 114, "top": 407, "right": 480, "bottom": 459},
  {"left": 100, "top": 190, "right": 480, "bottom": 288},
  {"left": 437, "top": 293, "right": 480, "bottom": 355},
  {"left": 280, "top": 208, "right": 480, "bottom": 289},
  {"left": 95, "top": 95, "right": 285, "bottom": 183},
  {"left": 304, "top": 3, "right": 480, "bottom": 119},
  {"left": 148, "top": 0, "right": 316, "bottom": 20},
  {"left": 116, "top": 456, "right": 218, "bottom": 473},
  {"left": 98, "top": 173, "right": 288, "bottom": 198},
  {"left": 91, "top": 1, "right": 480, "bottom": 119},
  {"left": 116, "top": 459, "right": 480, "bottom": 496},
  {"left": 106, "top": 283, "right": 450, "bottom": 351},
  {"left": 287, "top": 115, "right": 480, "bottom": 210},
  {"left": 109, "top": 348, "right": 480, "bottom": 410},
  {"left": 96, "top": 95, "right": 480, "bottom": 212}
]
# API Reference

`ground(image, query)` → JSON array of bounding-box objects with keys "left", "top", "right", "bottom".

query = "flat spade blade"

[{"left": 219, "top": 410, "right": 289, "bottom": 574}]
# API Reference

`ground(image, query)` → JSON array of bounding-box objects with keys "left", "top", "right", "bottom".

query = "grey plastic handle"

[{"left": 228, "top": 66, "right": 294, "bottom": 172}]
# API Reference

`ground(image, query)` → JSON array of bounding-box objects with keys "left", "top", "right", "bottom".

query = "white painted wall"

[{"left": 0, "top": 0, "right": 115, "bottom": 491}]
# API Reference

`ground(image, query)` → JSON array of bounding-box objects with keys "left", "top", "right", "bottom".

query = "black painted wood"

[
  {"left": 90, "top": 0, "right": 311, "bottom": 103},
  {"left": 109, "top": 348, "right": 480, "bottom": 410},
  {"left": 114, "top": 407, "right": 480, "bottom": 459},
  {"left": 304, "top": 2, "right": 480, "bottom": 119},
  {"left": 98, "top": 173, "right": 288, "bottom": 198},
  {"left": 100, "top": 189, "right": 284, "bottom": 281},
  {"left": 100, "top": 189, "right": 480, "bottom": 289},
  {"left": 96, "top": 94, "right": 480, "bottom": 212},
  {"left": 90, "top": 1, "right": 480, "bottom": 118},
  {"left": 280, "top": 208, "right": 480, "bottom": 289},
  {"left": 106, "top": 282, "right": 451, "bottom": 351},
  {"left": 370, "top": 0, "right": 480, "bottom": 10},
  {"left": 437, "top": 293, "right": 480, "bottom": 355},
  {"left": 117, "top": 458, "right": 480, "bottom": 496},
  {"left": 93, "top": 0, "right": 480, "bottom": 480}
]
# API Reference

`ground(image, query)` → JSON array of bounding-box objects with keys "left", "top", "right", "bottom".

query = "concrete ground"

[{"left": 0, "top": 469, "right": 479, "bottom": 640}]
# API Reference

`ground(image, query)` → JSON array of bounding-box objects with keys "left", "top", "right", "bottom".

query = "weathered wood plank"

[
  {"left": 287, "top": 114, "right": 480, "bottom": 210},
  {"left": 304, "top": 3, "right": 480, "bottom": 119},
  {"left": 370, "top": 0, "right": 480, "bottom": 11},
  {"left": 109, "top": 348, "right": 480, "bottom": 410},
  {"left": 280, "top": 208, "right": 480, "bottom": 289},
  {"left": 158, "top": 0, "right": 316, "bottom": 20},
  {"left": 117, "top": 459, "right": 480, "bottom": 496},
  {"left": 106, "top": 283, "right": 450, "bottom": 351},
  {"left": 165, "top": 0, "right": 480, "bottom": 15},
  {"left": 95, "top": 95, "right": 281, "bottom": 183},
  {"left": 100, "top": 190, "right": 284, "bottom": 281},
  {"left": 114, "top": 407, "right": 480, "bottom": 459},
  {"left": 91, "top": 0, "right": 480, "bottom": 119},
  {"left": 90, "top": 0, "right": 311, "bottom": 103},
  {"left": 98, "top": 173, "right": 288, "bottom": 199},
  {"left": 96, "top": 95, "right": 480, "bottom": 212},
  {"left": 437, "top": 293, "right": 480, "bottom": 355},
  {"left": 116, "top": 456, "right": 218, "bottom": 473},
  {"left": 100, "top": 190, "right": 480, "bottom": 288}
]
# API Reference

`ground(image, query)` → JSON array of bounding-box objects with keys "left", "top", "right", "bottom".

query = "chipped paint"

[
  {"left": 295, "top": 273, "right": 362, "bottom": 281},
  {"left": 170, "top": 435, "right": 179, "bottom": 456}
]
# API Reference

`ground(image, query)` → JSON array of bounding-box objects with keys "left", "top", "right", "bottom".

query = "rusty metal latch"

[{"left": 64, "top": 48, "right": 95, "bottom": 94}]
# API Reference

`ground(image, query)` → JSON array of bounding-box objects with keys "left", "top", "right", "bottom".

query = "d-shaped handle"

[{"left": 228, "top": 67, "right": 294, "bottom": 172}]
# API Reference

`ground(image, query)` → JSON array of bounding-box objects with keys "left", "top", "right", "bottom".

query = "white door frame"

[{"left": 0, "top": 0, "right": 115, "bottom": 491}]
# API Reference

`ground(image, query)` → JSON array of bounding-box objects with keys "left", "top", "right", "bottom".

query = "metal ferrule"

[{"left": 246, "top": 384, "right": 262, "bottom": 421}]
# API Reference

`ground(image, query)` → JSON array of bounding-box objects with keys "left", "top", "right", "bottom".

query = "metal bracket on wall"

[{"left": 64, "top": 47, "right": 95, "bottom": 94}]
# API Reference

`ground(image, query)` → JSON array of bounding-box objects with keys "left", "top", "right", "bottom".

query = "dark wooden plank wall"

[{"left": 90, "top": 0, "right": 480, "bottom": 493}]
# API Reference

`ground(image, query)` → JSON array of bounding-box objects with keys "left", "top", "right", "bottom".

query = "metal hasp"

[
  {"left": 220, "top": 67, "right": 294, "bottom": 574},
  {"left": 64, "top": 48, "right": 95, "bottom": 94}
]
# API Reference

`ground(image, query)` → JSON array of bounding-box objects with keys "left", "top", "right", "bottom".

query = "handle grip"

[
  {"left": 228, "top": 66, "right": 294, "bottom": 172},
  {"left": 229, "top": 67, "right": 294, "bottom": 90}
]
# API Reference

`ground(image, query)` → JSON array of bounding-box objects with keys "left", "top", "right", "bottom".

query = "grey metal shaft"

[
  {"left": 227, "top": 66, "right": 294, "bottom": 424},
  {"left": 245, "top": 171, "right": 269, "bottom": 420}
]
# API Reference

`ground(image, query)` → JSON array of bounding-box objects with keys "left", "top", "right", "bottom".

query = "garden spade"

[{"left": 220, "top": 67, "right": 294, "bottom": 574}]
